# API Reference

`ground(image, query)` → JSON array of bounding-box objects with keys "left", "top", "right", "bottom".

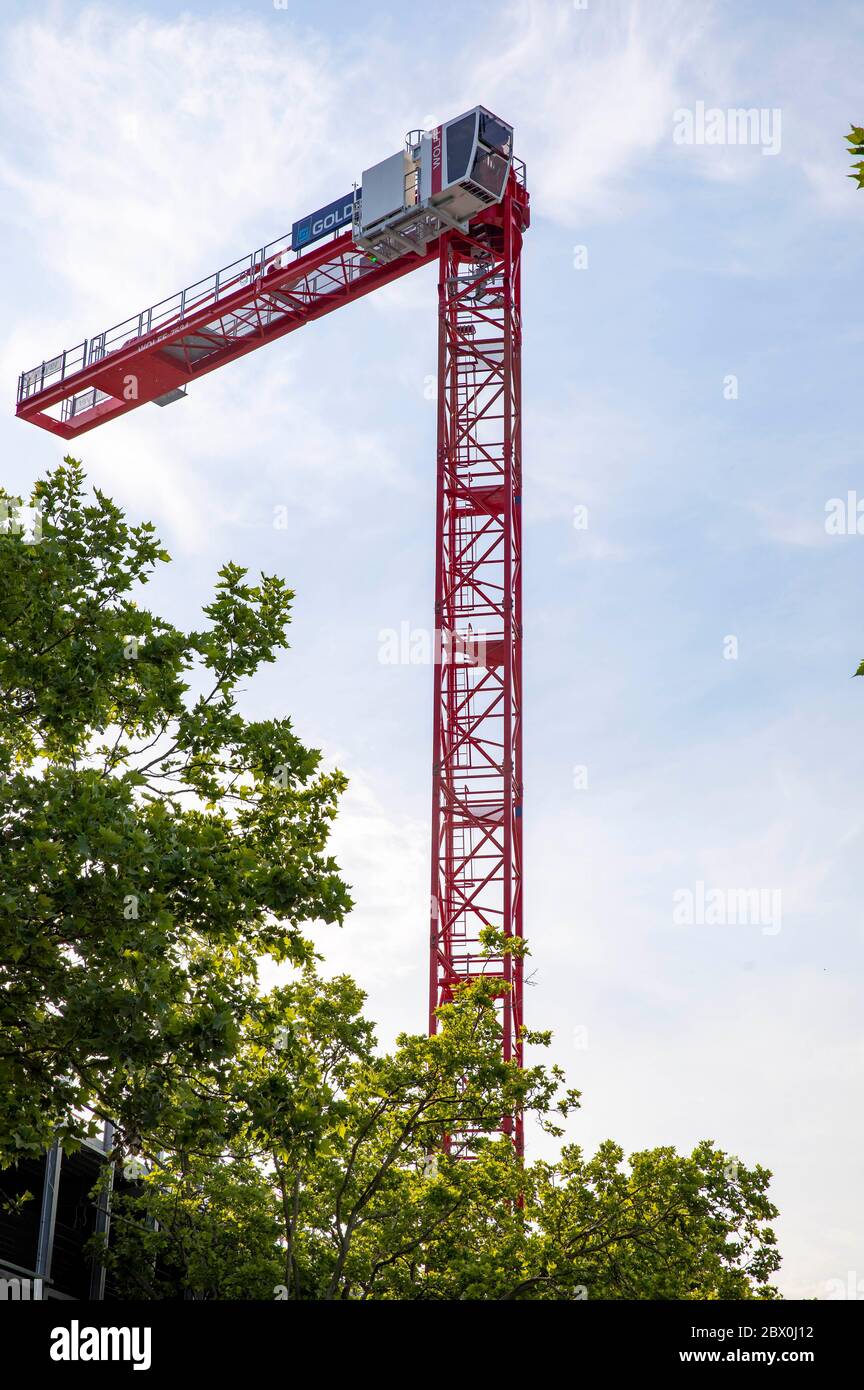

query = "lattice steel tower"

[
  {"left": 15, "top": 108, "right": 529, "bottom": 1148},
  {"left": 429, "top": 188, "right": 526, "bottom": 1154}
]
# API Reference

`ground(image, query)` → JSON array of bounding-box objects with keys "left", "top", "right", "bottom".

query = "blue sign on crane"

[{"left": 291, "top": 192, "right": 356, "bottom": 252}]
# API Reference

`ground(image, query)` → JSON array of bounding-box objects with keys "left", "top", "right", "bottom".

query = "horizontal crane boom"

[{"left": 15, "top": 228, "right": 438, "bottom": 438}]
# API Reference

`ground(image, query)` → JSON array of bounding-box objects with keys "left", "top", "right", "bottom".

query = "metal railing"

[
  {"left": 16, "top": 227, "right": 315, "bottom": 405},
  {"left": 60, "top": 386, "right": 112, "bottom": 424}
]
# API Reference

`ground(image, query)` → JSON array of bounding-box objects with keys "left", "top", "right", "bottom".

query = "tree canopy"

[
  {"left": 0, "top": 460, "right": 350, "bottom": 1160},
  {"left": 1, "top": 463, "right": 781, "bottom": 1299},
  {"left": 96, "top": 968, "right": 779, "bottom": 1301}
]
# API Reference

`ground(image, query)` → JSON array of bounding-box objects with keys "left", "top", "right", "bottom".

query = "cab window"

[
  {"left": 446, "top": 114, "right": 477, "bottom": 184},
  {"left": 470, "top": 149, "right": 508, "bottom": 197},
  {"left": 479, "top": 113, "right": 512, "bottom": 158}
]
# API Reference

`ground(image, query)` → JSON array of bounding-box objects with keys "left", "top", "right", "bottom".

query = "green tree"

[
  {"left": 92, "top": 967, "right": 780, "bottom": 1300},
  {"left": 0, "top": 460, "right": 351, "bottom": 1162},
  {"left": 95, "top": 1154, "right": 284, "bottom": 1300},
  {"left": 847, "top": 125, "right": 864, "bottom": 188}
]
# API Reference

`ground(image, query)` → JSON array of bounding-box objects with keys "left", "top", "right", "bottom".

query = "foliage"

[
  {"left": 0, "top": 461, "right": 351, "bottom": 1161},
  {"left": 91, "top": 968, "right": 779, "bottom": 1301},
  {"left": 96, "top": 1155, "right": 284, "bottom": 1301},
  {"left": 847, "top": 124, "right": 864, "bottom": 189}
]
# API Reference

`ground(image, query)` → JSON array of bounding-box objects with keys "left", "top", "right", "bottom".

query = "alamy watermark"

[
  {"left": 0, "top": 500, "right": 42, "bottom": 544},
  {"left": 823, "top": 1271, "right": 864, "bottom": 1300},
  {"left": 0, "top": 1275, "right": 44, "bottom": 1300},
  {"left": 50, "top": 1322, "right": 151, "bottom": 1371},
  {"left": 673, "top": 881, "right": 782, "bottom": 936},
  {"left": 378, "top": 623, "right": 489, "bottom": 667},
  {"left": 673, "top": 102, "right": 782, "bottom": 157},
  {"left": 825, "top": 492, "right": 864, "bottom": 535}
]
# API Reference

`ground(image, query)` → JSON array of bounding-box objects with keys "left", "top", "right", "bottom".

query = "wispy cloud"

[{"left": 474, "top": 0, "right": 715, "bottom": 222}]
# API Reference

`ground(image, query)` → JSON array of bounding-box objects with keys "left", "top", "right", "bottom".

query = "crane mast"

[
  {"left": 14, "top": 109, "right": 529, "bottom": 1154},
  {"left": 430, "top": 197, "right": 525, "bottom": 1155}
]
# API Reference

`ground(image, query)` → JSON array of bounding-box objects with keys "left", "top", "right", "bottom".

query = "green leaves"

[
  {"left": 0, "top": 461, "right": 351, "bottom": 1161},
  {"left": 91, "top": 966, "right": 780, "bottom": 1301},
  {"left": 516, "top": 1139, "right": 779, "bottom": 1300},
  {"left": 90, "top": 1154, "right": 285, "bottom": 1301},
  {"left": 846, "top": 124, "right": 864, "bottom": 188}
]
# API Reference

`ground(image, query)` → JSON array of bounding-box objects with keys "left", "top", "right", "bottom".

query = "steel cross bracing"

[{"left": 429, "top": 183, "right": 526, "bottom": 1156}]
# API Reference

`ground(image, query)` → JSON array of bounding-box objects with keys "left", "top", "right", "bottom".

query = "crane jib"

[
  {"left": 11, "top": 119, "right": 529, "bottom": 1155},
  {"left": 291, "top": 192, "right": 356, "bottom": 251}
]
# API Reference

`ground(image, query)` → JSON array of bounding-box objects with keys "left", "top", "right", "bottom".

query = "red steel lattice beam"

[
  {"left": 428, "top": 181, "right": 527, "bottom": 1155},
  {"left": 15, "top": 233, "right": 438, "bottom": 438}
]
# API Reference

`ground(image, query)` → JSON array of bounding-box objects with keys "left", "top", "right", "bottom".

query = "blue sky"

[{"left": 2, "top": 0, "right": 863, "bottom": 1297}]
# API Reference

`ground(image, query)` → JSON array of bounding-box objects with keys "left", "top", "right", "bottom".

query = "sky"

[{"left": 1, "top": 0, "right": 863, "bottom": 1299}]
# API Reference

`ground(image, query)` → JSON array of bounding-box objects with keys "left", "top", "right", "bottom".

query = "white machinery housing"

[{"left": 353, "top": 106, "right": 513, "bottom": 263}]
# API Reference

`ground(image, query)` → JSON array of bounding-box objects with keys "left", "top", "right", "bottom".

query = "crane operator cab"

[{"left": 353, "top": 106, "right": 513, "bottom": 264}]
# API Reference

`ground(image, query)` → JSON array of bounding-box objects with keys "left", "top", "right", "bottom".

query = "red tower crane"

[{"left": 15, "top": 108, "right": 529, "bottom": 1154}]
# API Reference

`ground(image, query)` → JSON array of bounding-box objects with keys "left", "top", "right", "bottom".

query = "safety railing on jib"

[{"left": 16, "top": 227, "right": 311, "bottom": 405}]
